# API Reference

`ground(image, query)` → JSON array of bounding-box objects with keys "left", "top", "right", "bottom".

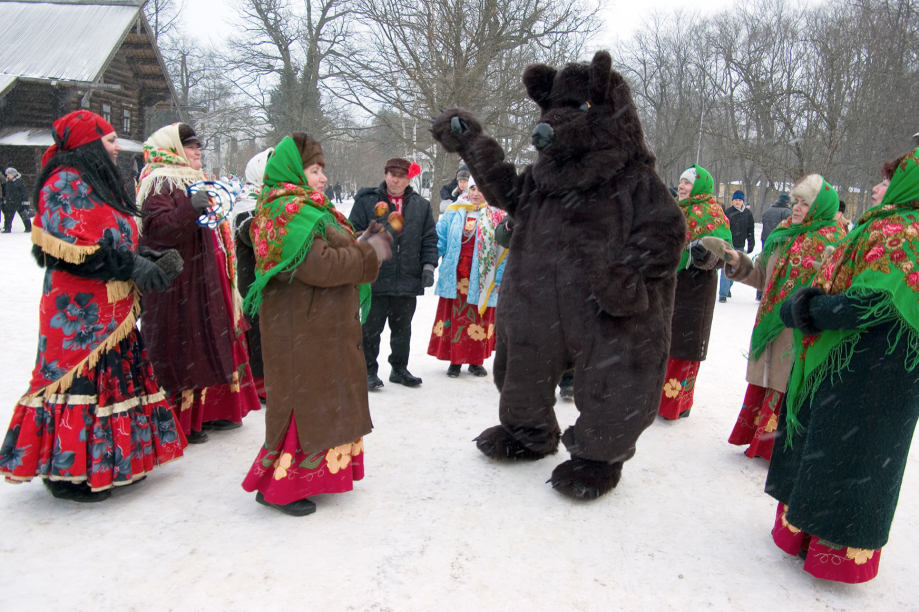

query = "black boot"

[
  {"left": 185, "top": 429, "right": 209, "bottom": 444},
  {"left": 446, "top": 364, "right": 462, "bottom": 378},
  {"left": 367, "top": 373, "right": 384, "bottom": 390},
  {"left": 202, "top": 420, "right": 242, "bottom": 431},
  {"left": 389, "top": 366, "right": 422, "bottom": 387},
  {"left": 468, "top": 365, "right": 487, "bottom": 377},
  {"left": 43, "top": 479, "right": 112, "bottom": 503},
  {"left": 256, "top": 492, "right": 316, "bottom": 516}
]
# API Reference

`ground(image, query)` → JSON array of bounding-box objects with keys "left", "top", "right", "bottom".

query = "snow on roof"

[
  {"left": 0, "top": 74, "right": 16, "bottom": 97},
  {"left": 0, "top": 1, "right": 141, "bottom": 83},
  {"left": 0, "top": 128, "right": 143, "bottom": 153}
]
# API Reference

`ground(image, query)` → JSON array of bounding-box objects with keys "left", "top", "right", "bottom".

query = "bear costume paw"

[
  {"left": 431, "top": 108, "right": 483, "bottom": 153},
  {"left": 474, "top": 425, "right": 556, "bottom": 461},
  {"left": 549, "top": 457, "right": 623, "bottom": 500}
]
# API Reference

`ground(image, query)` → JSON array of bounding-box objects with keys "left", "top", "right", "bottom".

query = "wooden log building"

[{"left": 0, "top": 0, "right": 182, "bottom": 192}]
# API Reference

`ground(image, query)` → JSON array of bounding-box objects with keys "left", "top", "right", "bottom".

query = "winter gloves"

[
  {"left": 780, "top": 287, "right": 874, "bottom": 334},
  {"left": 495, "top": 217, "right": 514, "bottom": 249},
  {"left": 724, "top": 251, "right": 754, "bottom": 282},
  {"left": 422, "top": 265, "right": 435, "bottom": 288},
  {"left": 191, "top": 190, "right": 212, "bottom": 212},
  {"left": 133, "top": 247, "right": 184, "bottom": 293}
]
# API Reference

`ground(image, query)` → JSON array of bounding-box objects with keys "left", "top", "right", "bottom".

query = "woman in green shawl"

[
  {"left": 722, "top": 175, "right": 845, "bottom": 460},
  {"left": 765, "top": 149, "right": 919, "bottom": 583},
  {"left": 659, "top": 165, "right": 731, "bottom": 420},
  {"left": 241, "top": 133, "right": 392, "bottom": 517}
]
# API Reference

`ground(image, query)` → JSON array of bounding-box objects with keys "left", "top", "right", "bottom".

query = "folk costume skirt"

[
  {"left": 0, "top": 329, "right": 187, "bottom": 490},
  {"left": 729, "top": 383, "right": 782, "bottom": 460},
  {"left": 658, "top": 357, "right": 700, "bottom": 419},
  {"left": 428, "top": 239, "right": 496, "bottom": 366},
  {"left": 242, "top": 415, "right": 364, "bottom": 505},
  {"left": 772, "top": 503, "right": 881, "bottom": 583}
]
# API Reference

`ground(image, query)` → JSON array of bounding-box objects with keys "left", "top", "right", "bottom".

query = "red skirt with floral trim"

[
  {"left": 427, "top": 248, "right": 496, "bottom": 366},
  {"left": 241, "top": 416, "right": 364, "bottom": 505},
  {"left": 729, "top": 384, "right": 782, "bottom": 460},
  {"left": 772, "top": 503, "right": 881, "bottom": 583},
  {"left": 658, "top": 357, "right": 700, "bottom": 419},
  {"left": 0, "top": 329, "right": 187, "bottom": 491}
]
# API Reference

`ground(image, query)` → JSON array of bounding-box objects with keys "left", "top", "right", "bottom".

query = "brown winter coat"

[
  {"left": 140, "top": 186, "right": 235, "bottom": 392},
  {"left": 725, "top": 251, "right": 794, "bottom": 391},
  {"left": 669, "top": 252, "right": 723, "bottom": 362},
  {"left": 260, "top": 225, "right": 381, "bottom": 454}
]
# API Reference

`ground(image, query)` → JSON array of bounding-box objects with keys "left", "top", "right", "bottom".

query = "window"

[
  {"left": 102, "top": 104, "right": 111, "bottom": 123},
  {"left": 123, "top": 109, "right": 131, "bottom": 133}
]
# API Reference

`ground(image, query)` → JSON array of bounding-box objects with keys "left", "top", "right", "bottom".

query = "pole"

[{"left": 695, "top": 95, "right": 705, "bottom": 165}]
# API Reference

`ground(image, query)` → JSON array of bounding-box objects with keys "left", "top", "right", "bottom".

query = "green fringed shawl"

[
  {"left": 677, "top": 165, "right": 732, "bottom": 271},
  {"left": 242, "top": 137, "right": 371, "bottom": 321},
  {"left": 750, "top": 179, "right": 845, "bottom": 359},
  {"left": 784, "top": 149, "right": 919, "bottom": 440}
]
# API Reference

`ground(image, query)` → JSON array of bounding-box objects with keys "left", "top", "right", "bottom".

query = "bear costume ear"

[
  {"left": 589, "top": 51, "right": 612, "bottom": 106},
  {"left": 523, "top": 64, "right": 557, "bottom": 111}
]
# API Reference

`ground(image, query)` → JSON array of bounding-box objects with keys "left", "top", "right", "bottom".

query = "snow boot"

[
  {"left": 468, "top": 365, "right": 487, "bottom": 377},
  {"left": 389, "top": 366, "right": 422, "bottom": 387},
  {"left": 446, "top": 364, "right": 462, "bottom": 378},
  {"left": 550, "top": 457, "right": 623, "bottom": 500},
  {"left": 43, "top": 479, "right": 112, "bottom": 503},
  {"left": 256, "top": 492, "right": 316, "bottom": 517},
  {"left": 474, "top": 425, "right": 555, "bottom": 461},
  {"left": 367, "top": 373, "right": 384, "bottom": 390}
]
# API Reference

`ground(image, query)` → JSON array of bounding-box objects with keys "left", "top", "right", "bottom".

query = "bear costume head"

[{"left": 523, "top": 51, "right": 654, "bottom": 193}]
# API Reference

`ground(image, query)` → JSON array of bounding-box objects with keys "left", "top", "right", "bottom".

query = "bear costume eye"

[{"left": 580, "top": 102, "right": 591, "bottom": 112}]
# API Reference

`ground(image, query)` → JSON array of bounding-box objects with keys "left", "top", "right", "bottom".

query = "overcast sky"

[{"left": 184, "top": 0, "right": 738, "bottom": 48}]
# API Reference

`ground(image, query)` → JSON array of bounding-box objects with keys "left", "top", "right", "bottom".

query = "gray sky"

[{"left": 184, "top": 0, "right": 738, "bottom": 47}]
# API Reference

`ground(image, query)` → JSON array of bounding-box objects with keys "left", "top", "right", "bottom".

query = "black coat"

[
  {"left": 3, "top": 177, "right": 28, "bottom": 209},
  {"left": 761, "top": 203, "right": 792, "bottom": 243},
  {"left": 439, "top": 179, "right": 458, "bottom": 202},
  {"left": 725, "top": 204, "right": 755, "bottom": 252},
  {"left": 349, "top": 183, "right": 437, "bottom": 296}
]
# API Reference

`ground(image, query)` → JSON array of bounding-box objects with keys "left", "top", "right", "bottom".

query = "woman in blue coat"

[{"left": 427, "top": 178, "right": 507, "bottom": 377}]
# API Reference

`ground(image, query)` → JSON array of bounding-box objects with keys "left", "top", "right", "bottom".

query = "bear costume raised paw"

[{"left": 432, "top": 51, "right": 686, "bottom": 500}]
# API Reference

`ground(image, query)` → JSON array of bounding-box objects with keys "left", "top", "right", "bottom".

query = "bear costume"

[{"left": 432, "top": 51, "right": 686, "bottom": 499}]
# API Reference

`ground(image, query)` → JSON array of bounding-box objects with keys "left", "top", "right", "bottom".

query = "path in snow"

[{"left": 0, "top": 220, "right": 916, "bottom": 611}]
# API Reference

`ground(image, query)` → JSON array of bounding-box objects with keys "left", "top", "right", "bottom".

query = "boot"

[
  {"left": 550, "top": 457, "right": 623, "bottom": 500},
  {"left": 185, "top": 429, "right": 209, "bottom": 444},
  {"left": 389, "top": 366, "right": 422, "bottom": 387},
  {"left": 256, "top": 492, "right": 316, "bottom": 516},
  {"left": 203, "top": 420, "right": 242, "bottom": 431},
  {"left": 468, "top": 365, "right": 487, "bottom": 377},
  {"left": 446, "top": 364, "right": 462, "bottom": 378},
  {"left": 43, "top": 479, "right": 112, "bottom": 503},
  {"left": 367, "top": 373, "right": 384, "bottom": 390}
]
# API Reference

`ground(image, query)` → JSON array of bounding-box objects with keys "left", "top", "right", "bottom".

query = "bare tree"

[{"left": 143, "top": 0, "right": 186, "bottom": 43}]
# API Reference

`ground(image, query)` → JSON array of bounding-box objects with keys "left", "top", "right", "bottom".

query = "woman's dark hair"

[
  {"left": 32, "top": 139, "right": 138, "bottom": 217},
  {"left": 882, "top": 153, "right": 909, "bottom": 181}
]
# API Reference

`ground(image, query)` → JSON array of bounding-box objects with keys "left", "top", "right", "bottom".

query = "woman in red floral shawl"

[{"left": 0, "top": 111, "right": 187, "bottom": 502}]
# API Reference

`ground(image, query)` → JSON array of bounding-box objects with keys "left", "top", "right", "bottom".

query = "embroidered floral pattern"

[
  {"left": 325, "top": 443, "right": 353, "bottom": 474},
  {"left": 467, "top": 323, "right": 486, "bottom": 341},
  {"left": 433, "top": 320, "right": 444, "bottom": 337},
  {"left": 663, "top": 378, "right": 682, "bottom": 399},
  {"left": 273, "top": 452, "right": 293, "bottom": 480}
]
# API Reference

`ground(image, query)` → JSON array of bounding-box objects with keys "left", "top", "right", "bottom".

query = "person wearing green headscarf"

[
  {"left": 721, "top": 175, "right": 845, "bottom": 460},
  {"left": 659, "top": 165, "right": 731, "bottom": 420},
  {"left": 763, "top": 149, "right": 919, "bottom": 583},
  {"left": 241, "top": 133, "right": 392, "bottom": 517}
]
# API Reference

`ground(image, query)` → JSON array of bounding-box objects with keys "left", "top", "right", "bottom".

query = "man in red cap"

[{"left": 349, "top": 158, "right": 437, "bottom": 389}]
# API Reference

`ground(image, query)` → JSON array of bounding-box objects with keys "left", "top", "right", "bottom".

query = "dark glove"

[
  {"left": 132, "top": 254, "right": 171, "bottom": 293},
  {"left": 495, "top": 217, "right": 514, "bottom": 249},
  {"left": 781, "top": 287, "right": 826, "bottom": 334},
  {"left": 191, "top": 190, "right": 212, "bottom": 212},
  {"left": 422, "top": 267, "right": 435, "bottom": 288},
  {"left": 688, "top": 239, "right": 708, "bottom": 263},
  {"left": 138, "top": 247, "right": 184, "bottom": 279}
]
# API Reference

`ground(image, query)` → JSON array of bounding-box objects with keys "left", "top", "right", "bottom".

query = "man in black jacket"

[
  {"left": 2, "top": 167, "right": 31, "bottom": 233},
  {"left": 719, "top": 190, "right": 754, "bottom": 303},
  {"left": 350, "top": 158, "right": 437, "bottom": 389}
]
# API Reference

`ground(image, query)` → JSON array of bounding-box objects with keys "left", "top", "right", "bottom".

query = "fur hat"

[
  {"left": 732, "top": 190, "right": 745, "bottom": 201},
  {"left": 384, "top": 158, "right": 411, "bottom": 175},
  {"left": 457, "top": 169, "right": 471, "bottom": 181},
  {"left": 5, "top": 167, "right": 18, "bottom": 178},
  {"left": 292, "top": 132, "right": 325, "bottom": 168},
  {"left": 680, "top": 167, "right": 697, "bottom": 184},
  {"left": 790, "top": 174, "right": 823, "bottom": 206}
]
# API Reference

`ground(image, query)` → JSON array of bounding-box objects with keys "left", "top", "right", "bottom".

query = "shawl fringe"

[
  {"left": 106, "top": 280, "right": 134, "bottom": 303},
  {"left": 31, "top": 226, "right": 99, "bottom": 264},
  {"left": 22, "top": 290, "right": 142, "bottom": 401}
]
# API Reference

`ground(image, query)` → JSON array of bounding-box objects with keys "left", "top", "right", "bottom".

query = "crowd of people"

[{"left": 0, "top": 108, "right": 917, "bottom": 585}]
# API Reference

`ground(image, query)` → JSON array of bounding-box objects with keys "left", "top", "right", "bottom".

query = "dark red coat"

[{"left": 139, "top": 186, "right": 234, "bottom": 392}]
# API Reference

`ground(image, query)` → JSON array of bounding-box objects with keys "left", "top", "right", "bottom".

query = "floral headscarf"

[
  {"left": 243, "top": 137, "right": 371, "bottom": 321},
  {"left": 678, "top": 165, "right": 732, "bottom": 271},
  {"left": 750, "top": 177, "right": 845, "bottom": 359},
  {"left": 784, "top": 149, "right": 919, "bottom": 438},
  {"left": 136, "top": 124, "right": 207, "bottom": 209}
]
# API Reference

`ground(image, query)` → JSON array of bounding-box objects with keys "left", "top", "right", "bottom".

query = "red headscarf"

[{"left": 41, "top": 110, "right": 115, "bottom": 167}]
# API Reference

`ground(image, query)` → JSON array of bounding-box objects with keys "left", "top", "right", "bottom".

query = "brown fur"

[{"left": 432, "top": 51, "right": 686, "bottom": 499}]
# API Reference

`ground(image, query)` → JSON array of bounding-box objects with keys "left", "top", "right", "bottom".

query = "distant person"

[
  {"left": 2, "top": 167, "right": 31, "bottom": 233},
  {"left": 757, "top": 193, "right": 793, "bottom": 300},
  {"left": 349, "top": 158, "right": 437, "bottom": 390},
  {"left": 439, "top": 163, "right": 469, "bottom": 202},
  {"left": 440, "top": 168, "right": 470, "bottom": 212},
  {"left": 719, "top": 190, "right": 754, "bottom": 303},
  {"left": 334, "top": 182, "right": 342, "bottom": 203}
]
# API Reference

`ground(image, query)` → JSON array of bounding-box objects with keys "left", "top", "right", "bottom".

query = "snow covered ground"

[{"left": 0, "top": 214, "right": 917, "bottom": 611}]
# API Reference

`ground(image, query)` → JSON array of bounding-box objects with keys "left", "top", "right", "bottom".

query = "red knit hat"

[{"left": 42, "top": 110, "right": 115, "bottom": 167}]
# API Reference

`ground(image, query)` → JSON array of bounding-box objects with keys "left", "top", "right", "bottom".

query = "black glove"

[
  {"left": 747, "top": 244, "right": 755, "bottom": 254},
  {"left": 688, "top": 239, "right": 708, "bottom": 263},
  {"left": 781, "top": 287, "right": 826, "bottom": 334},
  {"left": 191, "top": 190, "right": 212, "bottom": 212},
  {"left": 422, "top": 268, "right": 435, "bottom": 288},
  {"left": 132, "top": 254, "right": 171, "bottom": 293}
]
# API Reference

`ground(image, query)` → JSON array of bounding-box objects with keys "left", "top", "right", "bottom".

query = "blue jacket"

[{"left": 434, "top": 206, "right": 504, "bottom": 307}]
